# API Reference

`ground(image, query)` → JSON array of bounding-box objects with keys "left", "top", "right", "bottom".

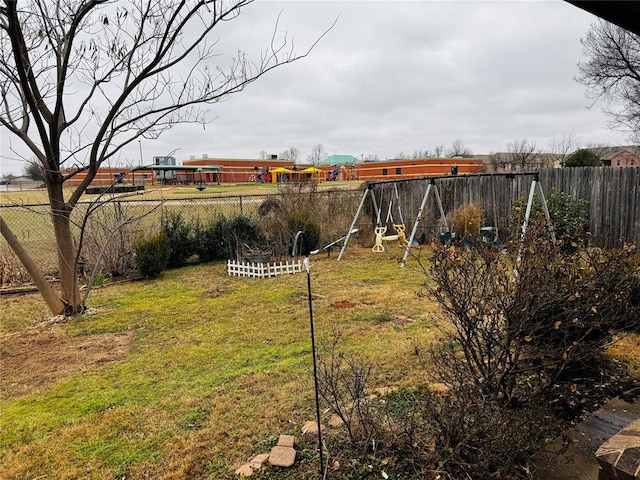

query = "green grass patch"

[{"left": 0, "top": 247, "right": 436, "bottom": 479}]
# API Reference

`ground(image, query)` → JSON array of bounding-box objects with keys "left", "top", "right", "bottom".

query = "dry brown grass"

[
  {"left": 0, "top": 245, "right": 439, "bottom": 479},
  {"left": 447, "top": 202, "right": 483, "bottom": 240},
  {"left": 1, "top": 243, "right": 638, "bottom": 479}
]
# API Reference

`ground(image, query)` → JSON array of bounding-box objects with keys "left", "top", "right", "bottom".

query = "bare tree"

[
  {"left": 279, "top": 147, "right": 299, "bottom": 163},
  {"left": 487, "top": 152, "right": 508, "bottom": 172},
  {"left": 23, "top": 159, "right": 45, "bottom": 182},
  {"left": 447, "top": 139, "right": 472, "bottom": 158},
  {"left": 548, "top": 132, "right": 579, "bottom": 168},
  {"left": 307, "top": 143, "right": 326, "bottom": 166},
  {"left": 259, "top": 150, "right": 268, "bottom": 160},
  {"left": 411, "top": 149, "right": 433, "bottom": 159},
  {"left": 0, "top": 1, "right": 332, "bottom": 314},
  {"left": 433, "top": 145, "right": 446, "bottom": 158},
  {"left": 507, "top": 139, "right": 538, "bottom": 171},
  {"left": 577, "top": 20, "right": 640, "bottom": 142}
]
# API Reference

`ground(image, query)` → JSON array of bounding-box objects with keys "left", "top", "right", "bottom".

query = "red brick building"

[{"left": 587, "top": 146, "right": 640, "bottom": 167}]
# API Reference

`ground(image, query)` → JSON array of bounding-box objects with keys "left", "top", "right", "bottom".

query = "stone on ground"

[
  {"left": 301, "top": 420, "right": 326, "bottom": 435},
  {"left": 268, "top": 445, "right": 296, "bottom": 467},
  {"left": 235, "top": 453, "right": 270, "bottom": 477},
  {"left": 277, "top": 434, "right": 296, "bottom": 448},
  {"left": 234, "top": 463, "right": 257, "bottom": 477},
  {"left": 249, "top": 453, "right": 270, "bottom": 466},
  {"left": 328, "top": 413, "right": 344, "bottom": 428}
]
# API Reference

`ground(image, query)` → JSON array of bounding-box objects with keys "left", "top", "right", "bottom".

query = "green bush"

[
  {"left": 134, "top": 233, "right": 170, "bottom": 278},
  {"left": 227, "top": 215, "right": 267, "bottom": 260},
  {"left": 194, "top": 216, "right": 225, "bottom": 262},
  {"left": 565, "top": 149, "right": 601, "bottom": 167},
  {"left": 512, "top": 188, "right": 589, "bottom": 242},
  {"left": 194, "top": 215, "right": 267, "bottom": 261},
  {"left": 161, "top": 212, "right": 194, "bottom": 268},
  {"left": 286, "top": 212, "right": 320, "bottom": 253}
]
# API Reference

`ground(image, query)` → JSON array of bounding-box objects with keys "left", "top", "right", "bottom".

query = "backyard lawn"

[{"left": 0, "top": 246, "right": 440, "bottom": 479}]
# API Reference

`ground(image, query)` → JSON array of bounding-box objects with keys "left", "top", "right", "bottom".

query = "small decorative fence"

[{"left": 227, "top": 259, "right": 304, "bottom": 278}]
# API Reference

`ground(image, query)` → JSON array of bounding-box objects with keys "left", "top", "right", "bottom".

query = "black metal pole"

[{"left": 304, "top": 254, "right": 325, "bottom": 477}]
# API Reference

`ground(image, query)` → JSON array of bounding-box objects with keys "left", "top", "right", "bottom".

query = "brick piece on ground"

[
  {"left": 234, "top": 463, "right": 257, "bottom": 477},
  {"left": 328, "top": 413, "right": 344, "bottom": 428},
  {"left": 249, "top": 453, "right": 270, "bottom": 467},
  {"left": 269, "top": 446, "right": 296, "bottom": 467},
  {"left": 301, "top": 420, "right": 326, "bottom": 435},
  {"left": 277, "top": 434, "right": 296, "bottom": 448}
]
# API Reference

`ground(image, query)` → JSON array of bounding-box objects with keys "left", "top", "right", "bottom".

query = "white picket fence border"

[{"left": 227, "top": 259, "right": 303, "bottom": 278}]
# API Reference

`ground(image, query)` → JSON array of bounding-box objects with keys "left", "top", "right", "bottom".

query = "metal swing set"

[{"left": 337, "top": 172, "right": 556, "bottom": 266}]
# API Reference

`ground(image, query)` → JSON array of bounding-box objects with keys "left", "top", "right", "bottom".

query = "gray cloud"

[{"left": 0, "top": 0, "right": 629, "bottom": 175}]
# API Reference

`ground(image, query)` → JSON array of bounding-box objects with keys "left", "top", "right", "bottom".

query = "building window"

[
  {"left": 617, "top": 160, "right": 621, "bottom": 166},
  {"left": 395, "top": 167, "right": 402, "bottom": 175},
  {"left": 382, "top": 168, "right": 388, "bottom": 176}
]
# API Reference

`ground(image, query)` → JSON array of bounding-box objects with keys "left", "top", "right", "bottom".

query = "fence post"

[{"left": 239, "top": 195, "right": 243, "bottom": 215}]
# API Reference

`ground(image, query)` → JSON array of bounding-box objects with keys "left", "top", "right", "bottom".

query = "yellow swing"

[{"left": 372, "top": 185, "right": 407, "bottom": 252}]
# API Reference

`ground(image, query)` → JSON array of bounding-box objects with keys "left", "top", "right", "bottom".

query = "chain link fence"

[{"left": 1, "top": 188, "right": 366, "bottom": 286}]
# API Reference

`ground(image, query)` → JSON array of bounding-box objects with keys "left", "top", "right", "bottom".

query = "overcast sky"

[{"left": 0, "top": 0, "right": 630, "bottom": 175}]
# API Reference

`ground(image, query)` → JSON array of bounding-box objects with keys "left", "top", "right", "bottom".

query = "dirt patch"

[
  {"left": 0, "top": 327, "right": 131, "bottom": 399},
  {"left": 392, "top": 314, "right": 416, "bottom": 326},
  {"left": 330, "top": 300, "right": 358, "bottom": 309}
]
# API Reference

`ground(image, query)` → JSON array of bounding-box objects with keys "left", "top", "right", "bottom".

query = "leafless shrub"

[
  {"left": 447, "top": 203, "right": 483, "bottom": 241},
  {"left": 80, "top": 202, "right": 143, "bottom": 280},
  {"left": 317, "top": 328, "right": 552, "bottom": 479},
  {"left": 316, "top": 328, "right": 379, "bottom": 451},
  {"left": 0, "top": 250, "right": 31, "bottom": 286},
  {"left": 429, "top": 234, "right": 640, "bottom": 404},
  {"left": 259, "top": 183, "right": 360, "bottom": 257},
  {"left": 420, "top": 381, "right": 553, "bottom": 480}
]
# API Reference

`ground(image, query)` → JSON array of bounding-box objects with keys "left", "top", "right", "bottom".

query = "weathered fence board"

[{"left": 368, "top": 167, "right": 640, "bottom": 247}]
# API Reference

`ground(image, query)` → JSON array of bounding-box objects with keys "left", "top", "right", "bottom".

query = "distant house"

[
  {"left": 481, "top": 152, "right": 557, "bottom": 172},
  {"left": 9, "top": 176, "right": 41, "bottom": 188},
  {"left": 586, "top": 146, "right": 640, "bottom": 167}
]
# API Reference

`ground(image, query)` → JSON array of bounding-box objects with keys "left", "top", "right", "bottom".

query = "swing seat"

[
  {"left": 439, "top": 231, "right": 455, "bottom": 245},
  {"left": 480, "top": 227, "right": 495, "bottom": 243}
]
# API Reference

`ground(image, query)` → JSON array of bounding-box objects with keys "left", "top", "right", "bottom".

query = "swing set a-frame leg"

[
  {"left": 401, "top": 179, "right": 449, "bottom": 267},
  {"left": 337, "top": 187, "right": 370, "bottom": 261},
  {"left": 519, "top": 175, "right": 555, "bottom": 242},
  {"left": 515, "top": 175, "right": 556, "bottom": 278}
]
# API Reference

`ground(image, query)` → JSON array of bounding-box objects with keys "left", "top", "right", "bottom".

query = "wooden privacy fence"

[{"left": 366, "top": 167, "right": 640, "bottom": 247}]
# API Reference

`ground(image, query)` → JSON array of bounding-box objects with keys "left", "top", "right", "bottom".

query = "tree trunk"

[
  {"left": 0, "top": 216, "right": 66, "bottom": 315},
  {"left": 48, "top": 177, "right": 82, "bottom": 313},
  {"left": 51, "top": 209, "right": 81, "bottom": 312}
]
